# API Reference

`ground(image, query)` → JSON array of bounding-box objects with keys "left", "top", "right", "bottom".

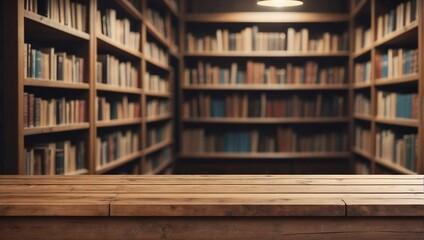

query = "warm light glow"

[{"left": 257, "top": 0, "right": 303, "bottom": 7}]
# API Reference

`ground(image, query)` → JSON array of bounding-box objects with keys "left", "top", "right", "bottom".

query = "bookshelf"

[
  {"left": 351, "top": 0, "right": 423, "bottom": 174},
  {"left": 177, "top": 0, "right": 351, "bottom": 174},
  {"left": 2, "top": 0, "right": 178, "bottom": 175}
]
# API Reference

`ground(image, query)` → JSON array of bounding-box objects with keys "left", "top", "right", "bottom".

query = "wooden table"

[{"left": 0, "top": 175, "right": 423, "bottom": 239}]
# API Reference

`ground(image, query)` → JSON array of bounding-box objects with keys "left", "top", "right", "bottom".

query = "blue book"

[
  {"left": 35, "top": 50, "right": 42, "bottom": 78},
  {"left": 381, "top": 54, "right": 388, "bottom": 78}
]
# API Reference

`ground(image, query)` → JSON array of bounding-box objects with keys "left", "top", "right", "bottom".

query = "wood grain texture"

[
  {"left": 0, "top": 175, "right": 423, "bottom": 238},
  {"left": 0, "top": 217, "right": 423, "bottom": 240}
]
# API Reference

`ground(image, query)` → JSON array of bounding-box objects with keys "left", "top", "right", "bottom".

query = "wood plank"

[
  {"left": 1, "top": 217, "right": 423, "bottom": 240},
  {"left": 345, "top": 198, "right": 424, "bottom": 216},
  {"left": 0, "top": 184, "right": 421, "bottom": 194},
  {"left": 0, "top": 194, "right": 116, "bottom": 216},
  {"left": 0, "top": 177, "right": 422, "bottom": 185},
  {"left": 111, "top": 197, "right": 345, "bottom": 216},
  {"left": 0, "top": 175, "right": 421, "bottom": 184}
]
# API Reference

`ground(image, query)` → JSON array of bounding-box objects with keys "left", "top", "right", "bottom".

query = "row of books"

[
  {"left": 25, "top": 0, "right": 87, "bottom": 32},
  {"left": 377, "top": 91, "right": 418, "bottom": 119},
  {"left": 355, "top": 126, "right": 371, "bottom": 154},
  {"left": 24, "top": 44, "right": 84, "bottom": 83},
  {"left": 182, "top": 128, "right": 347, "bottom": 153},
  {"left": 144, "top": 147, "right": 171, "bottom": 174},
  {"left": 185, "top": 61, "right": 346, "bottom": 85},
  {"left": 96, "top": 54, "right": 139, "bottom": 88},
  {"left": 375, "top": 130, "right": 417, "bottom": 171},
  {"left": 144, "top": 72, "right": 169, "bottom": 93},
  {"left": 146, "top": 123, "right": 172, "bottom": 147},
  {"left": 24, "top": 93, "right": 86, "bottom": 129},
  {"left": 145, "top": 42, "right": 169, "bottom": 65},
  {"left": 96, "top": 96, "right": 141, "bottom": 121},
  {"left": 354, "top": 61, "right": 371, "bottom": 83},
  {"left": 146, "top": 8, "right": 167, "bottom": 38},
  {"left": 354, "top": 27, "right": 371, "bottom": 52},
  {"left": 24, "top": 140, "right": 85, "bottom": 175},
  {"left": 186, "top": 27, "right": 349, "bottom": 53},
  {"left": 96, "top": 130, "right": 139, "bottom": 167},
  {"left": 375, "top": 48, "right": 418, "bottom": 79},
  {"left": 184, "top": 93, "right": 345, "bottom": 118},
  {"left": 354, "top": 93, "right": 371, "bottom": 116},
  {"left": 147, "top": 99, "right": 170, "bottom": 118},
  {"left": 376, "top": 0, "right": 417, "bottom": 40},
  {"left": 96, "top": 9, "right": 141, "bottom": 51}
]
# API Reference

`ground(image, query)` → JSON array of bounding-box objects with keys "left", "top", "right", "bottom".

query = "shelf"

[
  {"left": 144, "top": 140, "right": 172, "bottom": 155},
  {"left": 353, "top": 82, "right": 371, "bottom": 89},
  {"left": 145, "top": 57, "right": 170, "bottom": 71},
  {"left": 353, "top": 45, "right": 372, "bottom": 59},
  {"left": 353, "top": 114, "right": 373, "bottom": 122},
  {"left": 145, "top": 158, "right": 173, "bottom": 175},
  {"left": 182, "top": 117, "right": 349, "bottom": 124},
  {"left": 96, "top": 118, "right": 142, "bottom": 128},
  {"left": 375, "top": 117, "right": 419, "bottom": 128},
  {"left": 97, "top": 34, "right": 142, "bottom": 59},
  {"left": 184, "top": 51, "right": 350, "bottom": 58},
  {"left": 178, "top": 152, "right": 351, "bottom": 159},
  {"left": 24, "top": 78, "right": 89, "bottom": 90},
  {"left": 169, "top": 45, "right": 180, "bottom": 59},
  {"left": 374, "top": 157, "right": 417, "bottom": 175},
  {"left": 65, "top": 168, "right": 89, "bottom": 176},
  {"left": 145, "top": 91, "right": 172, "bottom": 98},
  {"left": 145, "top": 20, "right": 170, "bottom": 48},
  {"left": 164, "top": 0, "right": 179, "bottom": 17},
  {"left": 183, "top": 84, "right": 349, "bottom": 91},
  {"left": 115, "top": 0, "right": 143, "bottom": 21},
  {"left": 24, "top": 11, "right": 89, "bottom": 41},
  {"left": 96, "top": 83, "right": 141, "bottom": 94},
  {"left": 146, "top": 114, "right": 172, "bottom": 123},
  {"left": 23, "top": 123, "right": 89, "bottom": 136},
  {"left": 352, "top": 147, "right": 373, "bottom": 161},
  {"left": 374, "top": 21, "right": 418, "bottom": 47},
  {"left": 351, "top": 0, "right": 368, "bottom": 17},
  {"left": 184, "top": 12, "right": 349, "bottom": 23},
  {"left": 95, "top": 151, "right": 142, "bottom": 174},
  {"left": 375, "top": 74, "right": 419, "bottom": 87}
]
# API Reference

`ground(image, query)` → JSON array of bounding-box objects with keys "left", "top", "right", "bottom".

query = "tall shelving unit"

[
  {"left": 351, "top": 0, "right": 423, "bottom": 174},
  {"left": 2, "top": 0, "right": 177, "bottom": 175},
  {"left": 177, "top": 0, "right": 352, "bottom": 174}
]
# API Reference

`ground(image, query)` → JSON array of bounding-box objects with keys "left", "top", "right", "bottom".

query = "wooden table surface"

[{"left": 0, "top": 175, "right": 423, "bottom": 239}]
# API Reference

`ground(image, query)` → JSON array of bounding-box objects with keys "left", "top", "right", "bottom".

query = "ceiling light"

[{"left": 257, "top": 0, "right": 304, "bottom": 7}]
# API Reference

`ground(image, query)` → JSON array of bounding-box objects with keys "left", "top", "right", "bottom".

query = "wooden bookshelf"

[
  {"left": 96, "top": 118, "right": 143, "bottom": 128},
  {"left": 146, "top": 114, "right": 172, "bottom": 123},
  {"left": 95, "top": 151, "right": 143, "bottom": 174},
  {"left": 183, "top": 85, "right": 350, "bottom": 91},
  {"left": 184, "top": 12, "right": 349, "bottom": 23},
  {"left": 178, "top": 1, "right": 351, "bottom": 173},
  {"left": 24, "top": 10, "right": 90, "bottom": 41},
  {"left": 182, "top": 118, "right": 349, "bottom": 124},
  {"left": 350, "top": 0, "right": 423, "bottom": 174},
  {"left": 374, "top": 74, "right": 419, "bottom": 86},
  {"left": 179, "top": 152, "right": 351, "bottom": 160},
  {"left": 184, "top": 51, "right": 350, "bottom": 58},
  {"left": 24, "top": 78, "right": 90, "bottom": 90},
  {"left": 97, "top": 34, "right": 143, "bottom": 59},
  {"left": 374, "top": 117, "right": 419, "bottom": 128},
  {"left": 23, "top": 123, "right": 90, "bottom": 136},
  {"left": 96, "top": 84, "right": 141, "bottom": 95},
  {"left": 144, "top": 140, "right": 172, "bottom": 155},
  {"left": 1, "top": 0, "right": 178, "bottom": 175}
]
